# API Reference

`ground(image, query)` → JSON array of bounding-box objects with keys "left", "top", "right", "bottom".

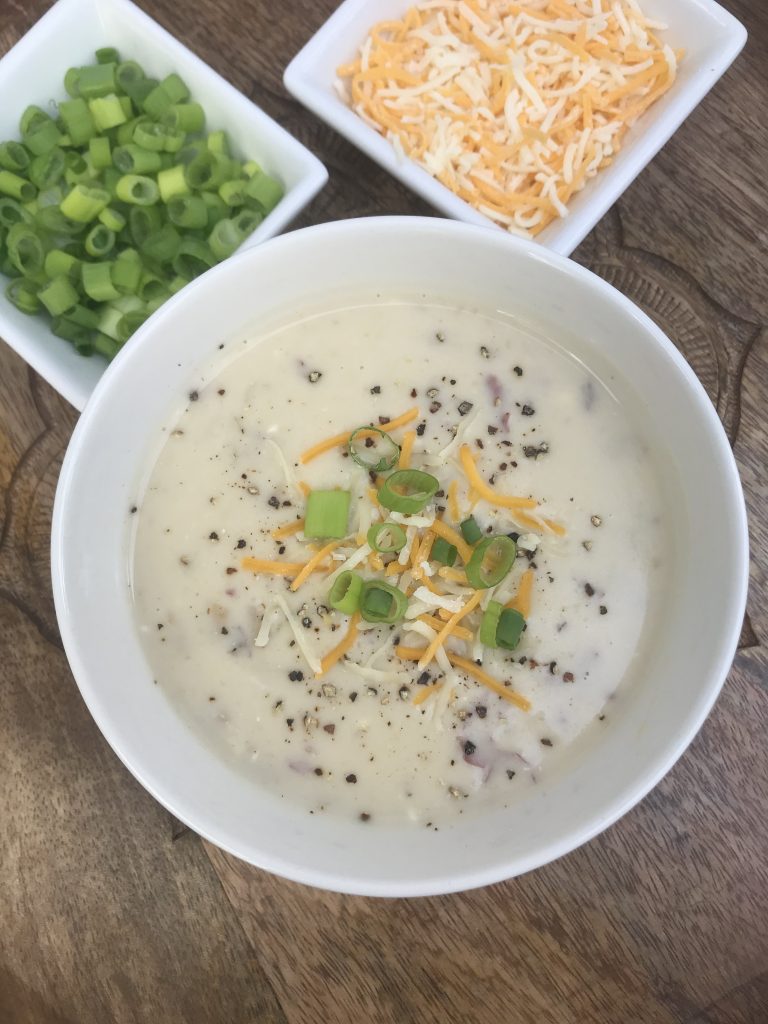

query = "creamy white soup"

[{"left": 131, "top": 299, "right": 668, "bottom": 827}]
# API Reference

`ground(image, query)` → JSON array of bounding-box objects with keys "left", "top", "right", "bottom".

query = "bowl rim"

[{"left": 51, "top": 216, "right": 750, "bottom": 896}]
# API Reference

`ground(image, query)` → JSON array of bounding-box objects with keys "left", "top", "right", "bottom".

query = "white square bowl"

[
  {"left": 284, "top": 0, "right": 746, "bottom": 257},
  {"left": 0, "top": 0, "right": 328, "bottom": 411}
]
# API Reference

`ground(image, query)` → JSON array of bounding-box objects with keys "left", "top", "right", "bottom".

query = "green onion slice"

[
  {"left": 460, "top": 516, "right": 483, "bottom": 545},
  {"left": 465, "top": 535, "right": 517, "bottom": 590},
  {"left": 304, "top": 489, "right": 350, "bottom": 540},
  {"left": 367, "top": 521, "right": 407, "bottom": 553},
  {"left": 377, "top": 469, "right": 439, "bottom": 515},
  {"left": 348, "top": 425, "right": 400, "bottom": 473},
  {"left": 328, "top": 571, "right": 363, "bottom": 615},
  {"left": 431, "top": 537, "right": 457, "bottom": 566},
  {"left": 359, "top": 580, "right": 408, "bottom": 623},
  {"left": 497, "top": 608, "right": 525, "bottom": 650},
  {"left": 479, "top": 601, "right": 503, "bottom": 647}
]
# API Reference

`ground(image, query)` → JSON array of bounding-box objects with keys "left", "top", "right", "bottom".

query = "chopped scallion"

[{"left": 304, "top": 490, "right": 350, "bottom": 539}]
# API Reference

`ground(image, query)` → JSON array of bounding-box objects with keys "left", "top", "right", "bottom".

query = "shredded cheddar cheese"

[
  {"left": 506, "top": 567, "right": 534, "bottom": 616},
  {"left": 241, "top": 556, "right": 327, "bottom": 577},
  {"left": 418, "top": 589, "right": 483, "bottom": 668},
  {"left": 318, "top": 612, "right": 360, "bottom": 677},
  {"left": 270, "top": 518, "right": 305, "bottom": 540},
  {"left": 459, "top": 444, "right": 537, "bottom": 511},
  {"left": 300, "top": 407, "right": 420, "bottom": 464},
  {"left": 447, "top": 653, "right": 531, "bottom": 711},
  {"left": 413, "top": 682, "right": 444, "bottom": 705},
  {"left": 398, "top": 429, "right": 417, "bottom": 468},
  {"left": 337, "top": 0, "right": 680, "bottom": 237}
]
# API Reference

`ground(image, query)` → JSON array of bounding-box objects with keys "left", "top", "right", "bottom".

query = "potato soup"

[{"left": 130, "top": 299, "right": 669, "bottom": 828}]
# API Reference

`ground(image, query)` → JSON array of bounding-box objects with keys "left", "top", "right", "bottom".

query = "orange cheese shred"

[
  {"left": 459, "top": 445, "right": 538, "bottom": 511},
  {"left": 317, "top": 612, "right": 360, "bottom": 677},
  {"left": 418, "top": 590, "right": 482, "bottom": 669},
  {"left": 270, "top": 518, "right": 305, "bottom": 540},
  {"left": 398, "top": 429, "right": 416, "bottom": 469},
  {"left": 299, "top": 407, "right": 420, "bottom": 464},
  {"left": 241, "top": 556, "right": 325, "bottom": 578},
  {"left": 289, "top": 540, "right": 343, "bottom": 592},
  {"left": 430, "top": 518, "right": 473, "bottom": 565},
  {"left": 506, "top": 568, "right": 534, "bottom": 617},
  {"left": 413, "top": 682, "right": 444, "bottom": 706},
  {"left": 447, "top": 654, "right": 531, "bottom": 712}
]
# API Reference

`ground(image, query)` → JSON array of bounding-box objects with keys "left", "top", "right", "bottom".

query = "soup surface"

[{"left": 131, "top": 299, "right": 668, "bottom": 827}]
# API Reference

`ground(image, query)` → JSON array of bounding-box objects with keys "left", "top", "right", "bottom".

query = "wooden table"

[{"left": 1, "top": 1, "right": 766, "bottom": 1021}]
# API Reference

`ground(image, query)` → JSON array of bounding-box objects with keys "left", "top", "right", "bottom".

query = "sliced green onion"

[
  {"left": 138, "top": 272, "right": 168, "bottom": 302},
  {"left": 304, "top": 489, "right": 350, "bottom": 539},
  {"left": 142, "top": 83, "right": 173, "bottom": 119},
  {"left": 84, "top": 223, "right": 115, "bottom": 257},
  {"left": 207, "top": 130, "right": 230, "bottom": 156},
  {"left": 28, "top": 148, "right": 65, "bottom": 189},
  {"left": 66, "top": 303, "right": 100, "bottom": 328},
  {"left": 465, "top": 535, "right": 516, "bottom": 590},
  {"left": 88, "top": 94, "right": 127, "bottom": 131},
  {"left": 157, "top": 163, "right": 189, "bottom": 202},
  {"left": 479, "top": 601, "right": 503, "bottom": 647},
  {"left": 0, "top": 197, "right": 31, "bottom": 227},
  {"left": 244, "top": 170, "right": 283, "bottom": 213},
  {"left": 166, "top": 194, "right": 207, "bottom": 229},
  {"left": 207, "top": 217, "right": 241, "bottom": 260},
  {"left": 64, "top": 67, "right": 81, "bottom": 98},
  {"left": 328, "top": 571, "right": 363, "bottom": 614},
  {"left": 115, "top": 174, "right": 159, "bottom": 205},
  {"left": 128, "top": 204, "right": 161, "bottom": 246},
  {"left": 20, "top": 106, "right": 48, "bottom": 136},
  {"left": 113, "top": 143, "right": 162, "bottom": 174},
  {"left": 242, "top": 159, "right": 261, "bottom": 177},
  {"left": 95, "top": 47, "right": 120, "bottom": 65},
  {"left": 115, "top": 60, "right": 145, "bottom": 95},
  {"left": 82, "top": 260, "right": 119, "bottom": 301},
  {"left": 51, "top": 315, "right": 93, "bottom": 351},
  {"left": 0, "top": 170, "right": 36, "bottom": 203},
  {"left": 6, "top": 223, "right": 44, "bottom": 275},
  {"left": 431, "top": 537, "right": 457, "bottom": 566},
  {"left": 88, "top": 135, "right": 111, "bottom": 169},
  {"left": 63, "top": 149, "right": 89, "bottom": 183},
  {"left": 34, "top": 206, "right": 82, "bottom": 235},
  {"left": 460, "top": 516, "right": 483, "bottom": 545},
  {"left": 497, "top": 608, "right": 525, "bottom": 650},
  {"left": 98, "top": 206, "right": 125, "bottom": 232},
  {"left": 36, "top": 185, "right": 63, "bottom": 208},
  {"left": 92, "top": 331, "right": 121, "bottom": 359},
  {"left": 119, "top": 95, "right": 133, "bottom": 119},
  {"left": 230, "top": 208, "right": 261, "bottom": 238},
  {"left": 378, "top": 469, "right": 439, "bottom": 515},
  {"left": 60, "top": 183, "right": 109, "bottom": 222},
  {"left": 348, "top": 426, "right": 400, "bottom": 472},
  {"left": 132, "top": 120, "right": 168, "bottom": 152},
  {"left": 5, "top": 276, "right": 40, "bottom": 314},
  {"left": 76, "top": 63, "right": 117, "bottom": 99},
  {"left": 161, "top": 102, "right": 205, "bottom": 133},
  {"left": 37, "top": 274, "right": 78, "bottom": 315},
  {"left": 116, "top": 309, "right": 148, "bottom": 342},
  {"left": 58, "top": 99, "right": 96, "bottom": 146},
  {"left": 172, "top": 236, "right": 215, "bottom": 279},
  {"left": 140, "top": 223, "right": 179, "bottom": 263},
  {"left": 367, "top": 522, "right": 407, "bottom": 553},
  {"left": 0, "top": 141, "right": 31, "bottom": 172},
  {"left": 359, "top": 581, "right": 408, "bottom": 624},
  {"left": 112, "top": 249, "right": 142, "bottom": 293},
  {"left": 160, "top": 73, "right": 189, "bottom": 104},
  {"left": 44, "top": 248, "right": 80, "bottom": 281},
  {"left": 200, "top": 190, "right": 228, "bottom": 228},
  {"left": 218, "top": 179, "right": 247, "bottom": 206}
]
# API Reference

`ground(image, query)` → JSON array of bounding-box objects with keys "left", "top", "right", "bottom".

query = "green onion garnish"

[
  {"left": 0, "top": 49, "right": 285, "bottom": 360},
  {"left": 377, "top": 469, "right": 439, "bottom": 515},
  {"left": 479, "top": 601, "right": 503, "bottom": 646},
  {"left": 431, "top": 537, "right": 457, "bottom": 566},
  {"left": 328, "top": 571, "right": 363, "bottom": 614},
  {"left": 496, "top": 608, "right": 525, "bottom": 650},
  {"left": 465, "top": 535, "right": 517, "bottom": 590},
  {"left": 359, "top": 581, "right": 408, "bottom": 623},
  {"left": 367, "top": 521, "right": 407, "bottom": 553},
  {"left": 304, "top": 490, "right": 351, "bottom": 539},
  {"left": 348, "top": 425, "right": 400, "bottom": 472},
  {"left": 460, "top": 516, "right": 483, "bottom": 545}
]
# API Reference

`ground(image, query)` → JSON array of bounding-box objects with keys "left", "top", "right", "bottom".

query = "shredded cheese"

[
  {"left": 299, "top": 406, "right": 420, "bottom": 464},
  {"left": 418, "top": 589, "right": 482, "bottom": 668},
  {"left": 459, "top": 444, "right": 538, "bottom": 511},
  {"left": 418, "top": 613, "right": 473, "bottom": 641},
  {"left": 241, "top": 556, "right": 327, "bottom": 577},
  {"left": 413, "top": 682, "right": 444, "bottom": 705},
  {"left": 431, "top": 518, "right": 474, "bottom": 564},
  {"left": 317, "top": 612, "right": 360, "bottom": 677},
  {"left": 290, "top": 540, "right": 344, "bottom": 592},
  {"left": 447, "top": 653, "right": 531, "bottom": 711},
  {"left": 398, "top": 429, "right": 417, "bottom": 468},
  {"left": 506, "top": 567, "right": 535, "bottom": 616},
  {"left": 270, "top": 518, "right": 305, "bottom": 540},
  {"left": 337, "top": 0, "right": 680, "bottom": 236},
  {"left": 273, "top": 594, "right": 322, "bottom": 675}
]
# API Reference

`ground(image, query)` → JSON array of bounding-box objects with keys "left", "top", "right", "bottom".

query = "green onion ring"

[
  {"left": 348, "top": 426, "right": 400, "bottom": 472},
  {"left": 367, "top": 521, "right": 407, "bottom": 553},
  {"left": 465, "top": 535, "right": 517, "bottom": 590},
  {"left": 359, "top": 581, "right": 408, "bottom": 623},
  {"left": 377, "top": 469, "right": 439, "bottom": 515}
]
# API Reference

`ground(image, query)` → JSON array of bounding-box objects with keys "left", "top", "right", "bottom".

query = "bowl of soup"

[{"left": 51, "top": 217, "right": 748, "bottom": 896}]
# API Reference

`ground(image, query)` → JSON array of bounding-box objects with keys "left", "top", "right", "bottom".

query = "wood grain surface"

[{"left": 0, "top": 1, "right": 766, "bottom": 1021}]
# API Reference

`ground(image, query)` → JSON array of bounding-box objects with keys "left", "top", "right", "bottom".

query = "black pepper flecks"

[
  {"left": 523, "top": 442, "right": 549, "bottom": 458},
  {"left": 288, "top": 670, "right": 304, "bottom": 682},
  {"left": 416, "top": 421, "right": 426, "bottom": 437},
  {"left": 370, "top": 385, "right": 381, "bottom": 394},
  {"left": 346, "top": 773, "right": 357, "bottom": 784},
  {"left": 236, "top": 539, "right": 246, "bottom": 549},
  {"left": 540, "top": 737, "right": 554, "bottom": 747},
  {"left": 521, "top": 404, "right": 535, "bottom": 416},
  {"left": 189, "top": 390, "right": 199, "bottom": 402},
  {"left": 513, "top": 366, "right": 523, "bottom": 377},
  {"left": 458, "top": 401, "right": 473, "bottom": 416},
  {"left": 209, "top": 531, "right": 219, "bottom": 541},
  {"left": 476, "top": 705, "right": 487, "bottom": 719},
  {"left": 463, "top": 740, "right": 476, "bottom": 756},
  {"left": 563, "top": 672, "right": 574, "bottom": 683},
  {"left": 584, "top": 582, "right": 595, "bottom": 597},
  {"left": 267, "top": 496, "right": 280, "bottom": 509},
  {"left": 359, "top": 812, "right": 371, "bottom": 822},
  {"left": 599, "top": 605, "right": 608, "bottom": 615},
  {"left": 308, "top": 370, "right": 322, "bottom": 383}
]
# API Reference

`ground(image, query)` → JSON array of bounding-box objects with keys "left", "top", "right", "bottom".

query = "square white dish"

[
  {"left": 284, "top": 0, "right": 746, "bottom": 257},
  {"left": 0, "top": 0, "right": 328, "bottom": 411}
]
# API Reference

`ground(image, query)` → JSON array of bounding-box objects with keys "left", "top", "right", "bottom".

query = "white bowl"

[
  {"left": 51, "top": 217, "right": 748, "bottom": 897},
  {"left": 0, "top": 0, "right": 328, "bottom": 411},
  {"left": 284, "top": 0, "right": 746, "bottom": 257}
]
